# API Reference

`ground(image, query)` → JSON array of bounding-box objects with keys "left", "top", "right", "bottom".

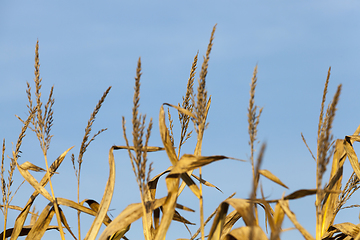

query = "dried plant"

[
  {"left": 192, "top": 24, "right": 216, "bottom": 240},
  {"left": 247, "top": 65, "right": 263, "bottom": 194},
  {"left": 72, "top": 86, "right": 110, "bottom": 240},
  {"left": 177, "top": 52, "right": 197, "bottom": 158},
  {"left": 246, "top": 65, "right": 263, "bottom": 228},
  {"left": 1, "top": 139, "right": 18, "bottom": 240},
  {"left": 315, "top": 67, "right": 342, "bottom": 240},
  {"left": 122, "top": 57, "right": 154, "bottom": 240},
  {"left": 2, "top": 25, "right": 360, "bottom": 240},
  {"left": 336, "top": 172, "right": 360, "bottom": 213}
]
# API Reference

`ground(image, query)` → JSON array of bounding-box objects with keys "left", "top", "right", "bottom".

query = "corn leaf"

[
  {"left": 208, "top": 202, "right": 229, "bottom": 240},
  {"left": 344, "top": 136, "right": 360, "bottom": 180},
  {"left": 19, "top": 161, "right": 46, "bottom": 172},
  {"left": 225, "top": 198, "right": 256, "bottom": 226},
  {"left": 173, "top": 210, "right": 195, "bottom": 225},
  {"left": 267, "top": 189, "right": 317, "bottom": 203},
  {"left": 191, "top": 174, "right": 222, "bottom": 192},
  {"left": 58, "top": 206, "right": 77, "bottom": 240},
  {"left": 112, "top": 145, "right": 164, "bottom": 152},
  {"left": 154, "top": 174, "right": 180, "bottom": 240},
  {"left": 15, "top": 157, "right": 53, "bottom": 201},
  {"left": 209, "top": 198, "right": 257, "bottom": 240},
  {"left": 85, "top": 146, "right": 116, "bottom": 240},
  {"left": 11, "top": 146, "right": 73, "bottom": 240},
  {"left": 325, "top": 222, "right": 360, "bottom": 238},
  {"left": 148, "top": 168, "right": 171, "bottom": 200},
  {"left": 164, "top": 103, "right": 197, "bottom": 120},
  {"left": 109, "top": 224, "right": 131, "bottom": 240},
  {"left": 56, "top": 198, "right": 111, "bottom": 225},
  {"left": 99, "top": 197, "right": 167, "bottom": 240},
  {"left": 259, "top": 169, "right": 288, "bottom": 189},
  {"left": 278, "top": 200, "right": 314, "bottom": 240},
  {"left": 159, "top": 105, "right": 178, "bottom": 166},
  {"left": 84, "top": 199, "right": 112, "bottom": 225},
  {"left": 321, "top": 139, "right": 344, "bottom": 236},
  {"left": 159, "top": 105, "right": 201, "bottom": 199},
  {"left": 25, "top": 203, "right": 55, "bottom": 240},
  {"left": 169, "top": 154, "right": 235, "bottom": 176},
  {"left": 222, "top": 226, "right": 268, "bottom": 240},
  {"left": 0, "top": 225, "right": 58, "bottom": 239},
  {"left": 220, "top": 210, "right": 242, "bottom": 239},
  {"left": 271, "top": 202, "right": 285, "bottom": 240}
]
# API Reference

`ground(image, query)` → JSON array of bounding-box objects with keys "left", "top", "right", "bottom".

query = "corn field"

[{"left": 1, "top": 25, "right": 360, "bottom": 240}]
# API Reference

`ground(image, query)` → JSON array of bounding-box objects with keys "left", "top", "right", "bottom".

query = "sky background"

[{"left": 1, "top": 1, "right": 360, "bottom": 239}]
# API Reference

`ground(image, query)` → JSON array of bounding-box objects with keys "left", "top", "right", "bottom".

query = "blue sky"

[{"left": 1, "top": 1, "right": 360, "bottom": 239}]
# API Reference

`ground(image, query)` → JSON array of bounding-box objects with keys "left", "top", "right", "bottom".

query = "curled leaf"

[{"left": 19, "top": 161, "right": 45, "bottom": 172}]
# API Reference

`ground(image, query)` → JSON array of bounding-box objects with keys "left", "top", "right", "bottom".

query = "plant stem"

[{"left": 43, "top": 153, "right": 65, "bottom": 240}]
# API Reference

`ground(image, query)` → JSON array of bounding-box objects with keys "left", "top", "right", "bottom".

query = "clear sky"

[{"left": 1, "top": 1, "right": 360, "bottom": 240}]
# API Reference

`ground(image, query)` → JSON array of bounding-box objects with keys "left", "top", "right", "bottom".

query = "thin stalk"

[
  {"left": 43, "top": 149, "right": 65, "bottom": 240},
  {"left": 199, "top": 168, "right": 204, "bottom": 240},
  {"left": 77, "top": 167, "right": 81, "bottom": 240},
  {"left": 1, "top": 139, "right": 7, "bottom": 240}
]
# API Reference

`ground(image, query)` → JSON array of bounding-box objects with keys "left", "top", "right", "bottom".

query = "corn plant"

[{"left": 1, "top": 25, "right": 360, "bottom": 240}]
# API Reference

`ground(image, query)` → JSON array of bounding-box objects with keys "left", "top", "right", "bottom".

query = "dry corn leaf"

[
  {"left": 169, "top": 154, "right": 233, "bottom": 176},
  {"left": 148, "top": 167, "right": 171, "bottom": 200},
  {"left": 175, "top": 203, "right": 195, "bottom": 212},
  {"left": 220, "top": 210, "right": 242, "bottom": 239},
  {"left": 11, "top": 146, "right": 73, "bottom": 240},
  {"left": 222, "top": 226, "right": 268, "bottom": 240},
  {"left": 113, "top": 145, "right": 164, "bottom": 152},
  {"left": 321, "top": 128, "right": 360, "bottom": 236},
  {"left": 154, "top": 208, "right": 160, "bottom": 230},
  {"left": 164, "top": 103, "right": 197, "bottom": 120},
  {"left": 0, "top": 204, "right": 24, "bottom": 212},
  {"left": 57, "top": 198, "right": 111, "bottom": 225},
  {"left": 159, "top": 105, "right": 178, "bottom": 166},
  {"left": 83, "top": 199, "right": 112, "bottom": 225},
  {"left": 208, "top": 202, "right": 229, "bottom": 240},
  {"left": 344, "top": 136, "right": 360, "bottom": 180},
  {"left": 321, "top": 139, "right": 344, "bottom": 236},
  {"left": 109, "top": 224, "right": 131, "bottom": 240},
  {"left": 257, "top": 199, "right": 276, "bottom": 234},
  {"left": 19, "top": 161, "right": 45, "bottom": 172},
  {"left": 268, "top": 189, "right": 317, "bottom": 203},
  {"left": 180, "top": 173, "right": 201, "bottom": 199},
  {"left": 85, "top": 146, "right": 116, "bottom": 240},
  {"left": 98, "top": 197, "right": 167, "bottom": 240},
  {"left": 325, "top": 126, "right": 360, "bottom": 195},
  {"left": 15, "top": 157, "right": 53, "bottom": 201},
  {"left": 209, "top": 198, "right": 257, "bottom": 240},
  {"left": 25, "top": 203, "right": 55, "bottom": 240},
  {"left": 191, "top": 174, "right": 222, "bottom": 192},
  {"left": 154, "top": 173, "right": 180, "bottom": 240},
  {"left": 159, "top": 105, "right": 201, "bottom": 199},
  {"left": 157, "top": 105, "right": 207, "bottom": 239},
  {"left": 346, "top": 134, "right": 360, "bottom": 142},
  {"left": 325, "top": 222, "right": 360, "bottom": 238},
  {"left": 259, "top": 169, "right": 288, "bottom": 189},
  {"left": 225, "top": 198, "right": 256, "bottom": 227},
  {"left": 30, "top": 206, "right": 38, "bottom": 225},
  {"left": 0, "top": 225, "right": 58, "bottom": 239},
  {"left": 173, "top": 210, "right": 195, "bottom": 225},
  {"left": 58, "top": 206, "right": 77, "bottom": 240},
  {"left": 176, "top": 98, "right": 212, "bottom": 197},
  {"left": 278, "top": 200, "right": 314, "bottom": 240},
  {"left": 271, "top": 202, "right": 285, "bottom": 240}
]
